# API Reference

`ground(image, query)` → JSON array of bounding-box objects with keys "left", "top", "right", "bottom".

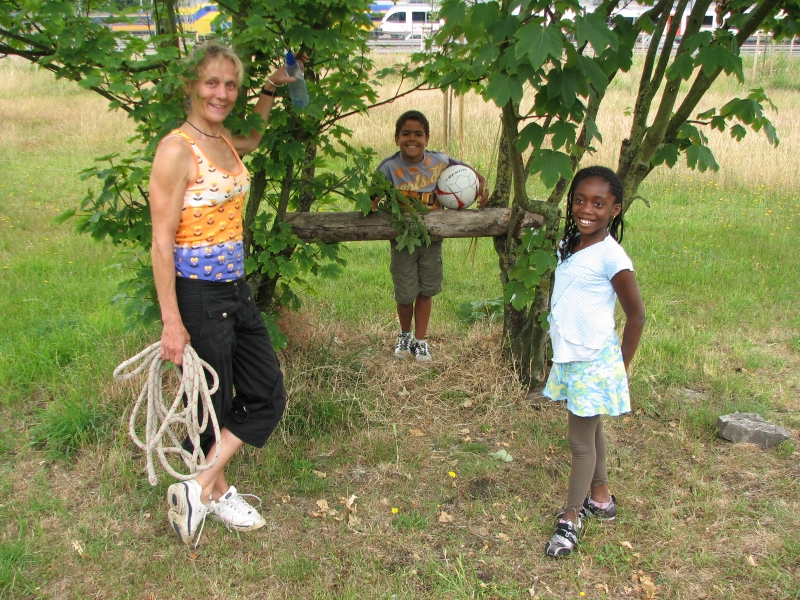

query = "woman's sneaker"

[
  {"left": 545, "top": 517, "right": 581, "bottom": 558},
  {"left": 208, "top": 486, "right": 266, "bottom": 532},
  {"left": 412, "top": 340, "right": 432, "bottom": 362},
  {"left": 394, "top": 332, "right": 414, "bottom": 359},
  {"left": 167, "top": 479, "right": 210, "bottom": 547},
  {"left": 582, "top": 495, "right": 617, "bottom": 521}
]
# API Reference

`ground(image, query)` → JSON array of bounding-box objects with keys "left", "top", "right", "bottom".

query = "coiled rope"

[{"left": 113, "top": 342, "right": 222, "bottom": 486}]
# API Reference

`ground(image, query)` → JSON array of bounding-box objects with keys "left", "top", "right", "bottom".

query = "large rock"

[{"left": 717, "top": 412, "right": 791, "bottom": 448}]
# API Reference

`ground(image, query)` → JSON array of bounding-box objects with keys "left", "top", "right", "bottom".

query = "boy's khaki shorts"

[{"left": 390, "top": 240, "right": 443, "bottom": 305}]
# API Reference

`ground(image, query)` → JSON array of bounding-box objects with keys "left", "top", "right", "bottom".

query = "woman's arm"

[
  {"left": 611, "top": 269, "right": 646, "bottom": 371},
  {"left": 227, "top": 59, "right": 306, "bottom": 156},
  {"left": 149, "top": 137, "right": 194, "bottom": 366}
]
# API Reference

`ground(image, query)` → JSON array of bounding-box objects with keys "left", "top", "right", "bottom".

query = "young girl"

[{"left": 543, "top": 166, "right": 646, "bottom": 558}]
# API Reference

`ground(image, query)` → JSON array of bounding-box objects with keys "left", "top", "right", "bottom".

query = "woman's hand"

[
  {"left": 266, "top": 53, "right": 308, "bottom": 87},
  {"left": 160, "top": 320, "right": 191, "bottom": 366}
]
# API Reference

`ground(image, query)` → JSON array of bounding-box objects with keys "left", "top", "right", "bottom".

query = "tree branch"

[
  {"left": 638, "top": 0, "right": 713, "bottom": 167},
  {"left": 664, "top": 0, "right": 783, "bottom": 144}
]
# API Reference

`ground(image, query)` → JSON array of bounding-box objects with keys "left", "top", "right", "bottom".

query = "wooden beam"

[{"left": 282, "top": 208, "right": 545, "bottom": 243}]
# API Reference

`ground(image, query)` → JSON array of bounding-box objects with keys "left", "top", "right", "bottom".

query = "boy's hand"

[
  {"left": 475, "top": 172, "right": 489, "bottom": 208},
  {"left": 370, "top": 195, "right": 380, "bottom": 212}
]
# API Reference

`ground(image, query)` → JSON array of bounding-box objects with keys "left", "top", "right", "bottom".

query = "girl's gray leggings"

[{"left": 566, "top": 411, "right": 608, "bottom": 510}]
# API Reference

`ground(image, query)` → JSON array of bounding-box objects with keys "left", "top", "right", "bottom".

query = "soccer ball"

[{"left": 436, "top": 165, "right": 479, "bottom": 210}]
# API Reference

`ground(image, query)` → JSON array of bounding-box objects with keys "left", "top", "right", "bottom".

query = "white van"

[{"left": 375, "top": 3, "right": 442, "bottom": 39}]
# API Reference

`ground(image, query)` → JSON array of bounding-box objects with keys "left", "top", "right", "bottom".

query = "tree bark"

[{"left": 282, "top": 208, "right": 544, "bottom": 242}]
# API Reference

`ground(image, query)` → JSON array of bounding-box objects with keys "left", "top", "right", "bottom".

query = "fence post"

[
  {"left": 752, "top": 32, "right": 760, "bottom": 80},
  {"left": 442, "top": 87, "right": 451, "bottom": 151},
  {"left": 458, "top": 93, "right": 464, "bottom": 158},
  {"left": 770, "top": 39, "right": 775, "bottom": 77}
]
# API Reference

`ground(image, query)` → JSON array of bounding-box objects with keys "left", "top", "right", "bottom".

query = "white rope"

[{"left": 113, "top": 342, "right": 222, "bottom": 486}]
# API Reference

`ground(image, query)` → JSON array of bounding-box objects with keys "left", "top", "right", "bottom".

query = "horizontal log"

[{"left": 282, "top": 208, "right": 545, "bottom": 243}]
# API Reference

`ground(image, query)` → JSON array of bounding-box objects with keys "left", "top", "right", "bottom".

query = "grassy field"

[{"left": 1, "top": 54, "right": 798, "bottom": 600}]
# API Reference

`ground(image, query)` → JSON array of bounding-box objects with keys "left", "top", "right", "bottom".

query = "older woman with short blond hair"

[{"left": 149, "top": 42, "right": 302, "bottom": 546}]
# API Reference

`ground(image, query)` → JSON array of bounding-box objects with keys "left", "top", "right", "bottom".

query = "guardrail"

[{"left": 368, "top": 35, "right": 800, "bottom": 56}]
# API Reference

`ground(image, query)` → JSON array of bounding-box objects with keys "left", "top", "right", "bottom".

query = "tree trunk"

[
  {"left": 490, "top": 121, "right": 544, "bottom": 386},
  {"left": 283, "top": 208, "right": 544, "bottom": 242}
]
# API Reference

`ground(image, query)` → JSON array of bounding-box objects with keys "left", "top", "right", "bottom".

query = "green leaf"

[
  {"left": 677, "top": 122, "right": 706, "bottom": 145},
  {"left": 528, "top": 149, "right": 573, "bottom": 189},
  {"left": 516, "top": 122, "right": 547, "bottom": 153},
  {"left": 666, "top": 52, "right": 695, "bottom": 81},
  {"left": 545, "top": 68, "right": 580, "bottom": 108},
  {"left": 682, "top": 31, "right": 713, "bottom": 54},
  {"left": 697, "top": 107, "right": 716, "bottom": 119},
  {"left": 578, "top": 55, "right": 608, "bottom": 94},
  {"left": 695, "top": 45, "right": 743, "bottom": 80},
  {"left": 490, "top": 17, "right": 521, "bottom": 44},
  {"left": 505, "top": 281, "right": 535, "bottom": 310},
  {"left": 720, "top": 98, "right": 758, "bottom": 124},
  {"left": 710, "top": 115, "right": 726, "bottom": 132},
  {"left": 53, "top": 209, "right": 76, "bottom": 225},
  {"left": 762, "top": 120, "right": 779, "bottom": 147},
  {"left": 549, "top": 120, "right": 578, "bottom": 152},
  {"left": 529, "top": 248, "right": 557, "bottom": 273},
  {"left": 514, "top": 23, "right": 563, "bottom": 70},
  {"left": 651, "top": 143, "right": 680, "bottom": 168},
  {"left": 575, "top": 11, "right": 617, "bottom": 54},
  {"left": 466, "top": 1, "right": 502, "bottom": 36},
  {"left": 686, "top": 145, "right": 720, "bottom": 172},
  {"left": 485, "top": 73, "right": 524, "bottom": 107},
  {"left": 730, "top": 124, "right": 747, "bottom": 141},
  {"left": 263, "top": 313, "right": 289, "bottom": 351},
  {"left": 585, "top": 118, "right": 603, "bottom": 147}
]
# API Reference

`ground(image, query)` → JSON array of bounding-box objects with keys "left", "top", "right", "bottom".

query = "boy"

[{"left": 374, "top": 110, "right": 488, "bottom": 362}]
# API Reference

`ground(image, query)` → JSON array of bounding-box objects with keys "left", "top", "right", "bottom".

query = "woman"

[{"left": 149, "top": 42, "right": 299, "bottom": 546}]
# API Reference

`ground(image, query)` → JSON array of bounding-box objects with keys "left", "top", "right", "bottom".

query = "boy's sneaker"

[
  {"left": 545, "top": 517, "right": 581, "bottom": 558},
  {"left": 208, "top": 486, "right": 266, "bottom": 532},
  {"left": 582, "top": 495, "right": 617, "bottom": 521},
  {"left": 412, "top": 340, "right": 432, "bottom": 362},
  {"left": 167, "top": 479, "right": 210, "bottom": 547},
  {"left": 394, "top": 332, "right": 414, "bottom": 359}
]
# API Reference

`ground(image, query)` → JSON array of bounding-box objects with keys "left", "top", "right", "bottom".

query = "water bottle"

[{"left": 285, "top": 51, "right": 309, "bottom": 109}]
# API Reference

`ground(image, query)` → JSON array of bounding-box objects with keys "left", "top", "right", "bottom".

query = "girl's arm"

[
  {"left": 611, "top": 269, "right": 646, "bottom": 371},
  {"left": 149, "top": 138, "right": 194, "bottom": 366},
  {"left": 227, "top": 58, "right": 307, "bottom": 156}
]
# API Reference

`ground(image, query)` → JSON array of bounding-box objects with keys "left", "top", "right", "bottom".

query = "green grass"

[
  {"left": 29, "top": 396, "right": 115, "bottom": 459},
  {"left": 1, "top": 55, "right": 799, "bottom": 599}
]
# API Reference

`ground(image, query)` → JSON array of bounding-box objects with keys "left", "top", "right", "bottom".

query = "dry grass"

[
  {"left": 350, "top": 56, "right": 800, "bottom": 196},
  {"left": 6, "top": 306, "right": 796, "bottom": 598}
]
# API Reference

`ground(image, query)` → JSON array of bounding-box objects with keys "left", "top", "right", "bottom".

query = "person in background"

[{"left": 373, "top": 110, "right": 488, "bottom": 362}]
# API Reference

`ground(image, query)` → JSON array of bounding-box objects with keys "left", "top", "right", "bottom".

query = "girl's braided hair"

[{"left": 559, "top": 166, "right": 625, "bottom": 261}]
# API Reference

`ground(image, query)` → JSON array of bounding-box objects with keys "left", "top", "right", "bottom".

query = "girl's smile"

[{"left": 571, "top": 176, "right": 621, "bottom": 249}]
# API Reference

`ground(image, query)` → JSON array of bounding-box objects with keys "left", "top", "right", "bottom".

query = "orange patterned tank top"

[{"left": 166, "top": 129, "right": 250, "bottom": 282}]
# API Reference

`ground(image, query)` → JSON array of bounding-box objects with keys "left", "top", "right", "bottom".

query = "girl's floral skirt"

[{"left": 543, "top": 333, "right": 631, "bottom": 417}]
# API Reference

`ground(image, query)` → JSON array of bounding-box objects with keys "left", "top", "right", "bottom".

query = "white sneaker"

[
  {"left": 394, "top": 332, "right": 414, "bottom": 359},
  {"left": 167, "top": 479, "right": 210, "bottom": 547},
  {"left": 208, "top": 486, "right": 266, "bottom": 532},
  {"left": 412, "top": 340, "right": 432, "bottom": 362}
]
